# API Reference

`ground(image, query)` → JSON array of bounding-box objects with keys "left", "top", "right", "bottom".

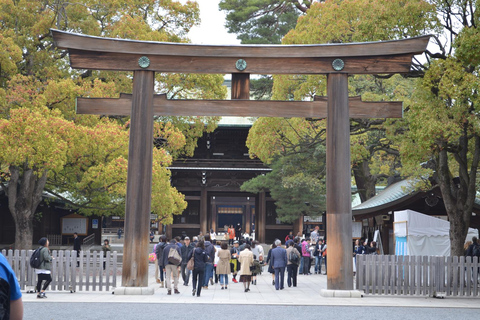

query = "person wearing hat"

[
  {"left": 35, "top": 237, "right": 53, "bottom": 299},
  {"left": 230, "top": 240, "right": 240, "bottom": 283},
  {"left": 180, "top": 236, "right": 194, "bottom": 286}
]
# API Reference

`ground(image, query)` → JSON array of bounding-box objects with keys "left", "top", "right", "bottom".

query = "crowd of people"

[{"left": 152, "top": 225, "right": 338, "bottom": 296}]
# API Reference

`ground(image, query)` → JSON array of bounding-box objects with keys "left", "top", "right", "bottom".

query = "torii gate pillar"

[
  {"left": 326, "top": 73, "right": 353, "bottom": 290},
  {"left": 122, "top": 71, "right": 155, "bottom": 288}
]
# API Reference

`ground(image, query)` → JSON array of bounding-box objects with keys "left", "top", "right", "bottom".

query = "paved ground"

[
  {"left": 22, "top": 263, "right": 480, "bottom": 309},
  {"left": 23, "top": 303, "right": 480, "bottom": 320}
]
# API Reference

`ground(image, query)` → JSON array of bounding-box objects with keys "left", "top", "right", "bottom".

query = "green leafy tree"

[
  {"left": 219, "top": 0, "right": 311, "bottom": 99},
  {"left": 246, "top": 0, "right": 436, "bottom": 206},
  {"left": 243, "top": 117, "right": 326, "bottom": 221},
  {"left": 0, "top": 0, "right": 225, "bottom": 249}
]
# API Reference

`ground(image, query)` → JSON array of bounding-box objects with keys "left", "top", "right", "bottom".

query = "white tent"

[{"left": 394, "top": 209, "right": 478, "bottom": 256}]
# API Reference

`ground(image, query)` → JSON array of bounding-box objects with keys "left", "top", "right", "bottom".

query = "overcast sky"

[{"left": 187, "top": 0, "right": 240, "bottom": 45}]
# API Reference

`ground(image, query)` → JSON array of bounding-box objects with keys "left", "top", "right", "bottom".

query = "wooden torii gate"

[{"left": 51, "top": 29, "right": 429, "bottom": 293}]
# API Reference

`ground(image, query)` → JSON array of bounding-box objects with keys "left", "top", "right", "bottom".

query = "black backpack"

[
  {"left": 472, "top": 244, "right": 480, "bottom": 258},
  {"left": 288, "top": 250, "right": 300, "bottom": 264},
  {"left": 29, "top": 247, "right": 43, "bottom": 269}
]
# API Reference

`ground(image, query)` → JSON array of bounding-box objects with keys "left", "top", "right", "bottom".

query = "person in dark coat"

[
  {"left": 189, "top": 240, "right": 209, "bottom": 297},
  {"left": 180, "top": 237, "right": 195, "bottom": 286},
  {"left": 271, "top": 239, "right": 288, "bottom": 290},
  {"left": 73, "top": 232, "right": 81, "bottom": 267},
  {"left": 235, "top": 223, "right": 242, "bottom": 240},
  {"left": 266, "top": 241, "right": 277, "bottom": 285},
  {"left": 155, "top": 235, "right": 168, "bottom": 288}
]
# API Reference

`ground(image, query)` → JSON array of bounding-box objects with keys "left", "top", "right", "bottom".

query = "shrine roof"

[{"left": 352, "top": 179, "right": 417, "bottom": 215}]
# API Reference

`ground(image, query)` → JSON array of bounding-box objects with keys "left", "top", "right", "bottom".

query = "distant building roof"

[
  {"left": 218, "top": 117, "right": 254, "bottom": 127},
  {"left": 353, "top": 179, "right": 417, "bottom": 212}
]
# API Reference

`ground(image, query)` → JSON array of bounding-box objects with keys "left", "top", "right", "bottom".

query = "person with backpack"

[
  {"left": 286, "top": 241, "right": 301, "bottom": 287},
  {"left": 162, "top": 239, "right": 182, "bottom": 295},
  {"left": 466, "top": 237, "right": 480, "bottom": 258},
  {"left": 155, "top": 235, "right": 168, "bottom": 288},
  {"left": 202, "top": 234, "right": 216, "bottom": 290},
  {"left": 34, "top": 237, "right": 53, "bottom": 299}
]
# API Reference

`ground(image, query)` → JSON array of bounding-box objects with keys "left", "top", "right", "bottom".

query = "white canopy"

[{"left": 394, "top": 209, "right": 478, "bottom": 256}]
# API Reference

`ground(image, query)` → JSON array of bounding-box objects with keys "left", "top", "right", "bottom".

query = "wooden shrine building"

[{"left": 166, "top": 120, "right": 304, "bottom": 243}]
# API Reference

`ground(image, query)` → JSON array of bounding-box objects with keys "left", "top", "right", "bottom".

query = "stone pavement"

[{"left": 22, "top": 263, "right": 480, "bottom": 308}]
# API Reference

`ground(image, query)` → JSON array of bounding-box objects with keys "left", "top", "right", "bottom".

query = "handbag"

[{"left": 187, "top": 251, "right": 195, "bottom": 271}]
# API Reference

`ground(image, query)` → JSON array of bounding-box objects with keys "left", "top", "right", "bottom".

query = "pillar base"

[
  {"left": 320, "top": 289, "right": 363, "bottom": 298},
  {"left": 113, "top": 287, "right": 154, "bottom": 295}
]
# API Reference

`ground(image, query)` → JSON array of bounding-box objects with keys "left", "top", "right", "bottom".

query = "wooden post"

[
  {"left": 200, "top": 188, "right": 208, "bottom": 234},
  {"left": 211, "top": 198, "right": 217, "bottom": 232},
  {"left": 326, "top": 73, "right": 353, "bottom": 290},
  {"left": 122, "top": 70, "right": 155, "bottom": 287},
  {"left": 257, "top": 192, "right": 266, "bottom": 243},
  {"left": 231, "top": 73, "right": 250, "bottom": 99},
  {"left": 245, "top": 201, "right": 251, "bottom": 234}
]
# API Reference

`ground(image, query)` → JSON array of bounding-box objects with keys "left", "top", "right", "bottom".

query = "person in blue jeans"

[
  {"left": 314, "top": 239, "right": 322, "bottom": 274},
  {"left": 190, "top": 240, "right": 209, "bottom": 297},
  {"left": 216, "top": 242, "right": 231, "bottom": 289},
  {"left": 203, "top": 234, "right": 216, "bottom": 289}
]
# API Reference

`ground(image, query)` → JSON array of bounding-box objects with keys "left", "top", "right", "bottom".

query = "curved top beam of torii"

[{"left": 51, "top": 29, "right": 430, "bottom": 75}]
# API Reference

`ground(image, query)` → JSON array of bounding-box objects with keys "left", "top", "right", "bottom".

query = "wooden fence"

[
  {"left": 356, "top": 254, "right": 480, "bottom": 297},
  {"left": 2, "top": 249, "right": 118, "bottom": 292}
]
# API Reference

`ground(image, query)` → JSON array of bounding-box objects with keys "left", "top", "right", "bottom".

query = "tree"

[
  {"left": 245, "top": 1, "right": 436, "bottom": 207},
  {"left": 243, "top": 117, "right": 326, "bottom": 221},
  {"left": 0, "top": 0, "right": 226, "bottom": 249},
  {"left": 219, "top": 0, "right": 308, "bottom": 44},
  {"left": 257, "top": 0, "right": 480, "bottom": 256},
  {"left": 219, "top": 0, "right": 311, "bottom": 99}
]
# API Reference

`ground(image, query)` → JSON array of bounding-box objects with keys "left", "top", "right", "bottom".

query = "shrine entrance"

[{"left": 52, "top": 29, "right": 429, "bottom": 293}]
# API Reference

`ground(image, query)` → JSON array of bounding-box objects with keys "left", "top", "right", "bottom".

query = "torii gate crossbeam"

[{"left": 51, "top": 29, "right": 429, "bottom": 294}]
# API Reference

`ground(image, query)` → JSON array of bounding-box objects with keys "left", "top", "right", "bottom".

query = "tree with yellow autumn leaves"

[{"left": 0, "top": 0, "right": 226, "bottom": 249}]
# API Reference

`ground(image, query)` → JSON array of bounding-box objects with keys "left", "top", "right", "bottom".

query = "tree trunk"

[
  {"left": 436, "top": 143, "right": 477, "bottom": 257},
  {"left": 352, "top": 160, "right": 377, "bottom": 202},
  {"left": 6, "top": 165, "right": 48, "bottom": 250},
  {"left": 448, "top": 208, "right": 470, "bottom": 256}
]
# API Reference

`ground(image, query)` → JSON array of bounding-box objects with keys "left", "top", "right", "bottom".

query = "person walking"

[
  {"left": 230, "top": 241, "right": 240, "bottom": 283},
  {"left": 266, "top": 241, "right": 276, "bottom": 285},
  {"left": 155, "top": 235, "right": 168, "bottom": 288},
  {"left": 250, "top": 241, "right": 263, "bottom": 285},
  {"left": 319, "top": 240, "right": 327, "bottom": 274},
  {"left": 73, "top": 232, "right": 81, "bottom": 267},
  {"left": 238, "top": 244, "right": 254, "bottom": 292},
  {"left": 216, "top": 242, "right": 230, "bottom": 290},
  {"left": 286, "top": 241, "right": 300, "bottom": 287},
  {"left": 301, "top": 238, "right": 311, "bottom": 275},
  {"left": 181, "top": 237, "right": 194, "bottom": 286},
  {"left": 271, "top": 239, "right": 287, "bottom": 290},
  {"left": 162, "top": 239, "right": 182, "bottom": 295},
  {"left": 203, "top": 234, "right": 216, "bottom": 289},
  {"left": 235, "top": 223, "right": 242, "bottom": 241},
  {"left": 228, "top": 225, "right": 235, "bottom": 246},
  {"left": 35, "top": 237, "right": 53, "bottom": 299},
  {"left": 190, "top": 240, "right": 209, "bottom": 297}
]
